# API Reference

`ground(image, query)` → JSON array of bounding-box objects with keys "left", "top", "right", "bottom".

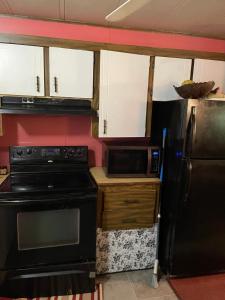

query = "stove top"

[
  {"left": 0, "top": 171, "right": 96, "bottom": 196},
  {"left": 0, "top": 146, "right": 97, "bottom": 198}
]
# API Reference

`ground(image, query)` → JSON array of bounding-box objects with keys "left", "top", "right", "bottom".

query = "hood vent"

[{"left": 0, "top": 96, "right": 96, "bottom": 116}]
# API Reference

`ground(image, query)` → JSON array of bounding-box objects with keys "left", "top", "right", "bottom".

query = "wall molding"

[
  {"left": 0, "top": 13, "right": 225, "bottom": 41},
  {"left": 0, "top": 33, "right": 224, "bottom": 61}
]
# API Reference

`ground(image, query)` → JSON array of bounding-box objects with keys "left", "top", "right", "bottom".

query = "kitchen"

[{"left": 0, "top": 1, "right": 225, "bottom": 299}]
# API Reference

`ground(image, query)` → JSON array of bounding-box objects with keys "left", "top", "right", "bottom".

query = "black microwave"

[{"left": 105, "top": 146, "right": 161, "bottom": 178}]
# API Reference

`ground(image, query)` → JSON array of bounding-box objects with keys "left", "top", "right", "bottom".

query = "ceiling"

[{"left": 0, "top": 0, "right": 225, "bottom": 39}]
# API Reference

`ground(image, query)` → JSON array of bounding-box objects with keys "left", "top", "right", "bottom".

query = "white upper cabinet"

[
  {"left": 0, "top": 43, "right": 44, "bottom": 96},
  {"left": 98, "top": 50, "right": 150, "bottom": 138},
  {"left": 193, "top": 59, "right": 225, "bottom": 92},
  {"left": 49, "top": 47, "right": 94, "bottom": 98},
  {"left": 152, "top": 57, "right": 192, "bottom": 101}
]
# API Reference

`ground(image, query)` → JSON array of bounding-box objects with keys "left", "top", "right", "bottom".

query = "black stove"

[
  {"left": 1, "top": 171, "right": 96, "bottom": 195},
  {"left": 0, "top": 146, "right": 97, "bottom": 298}
]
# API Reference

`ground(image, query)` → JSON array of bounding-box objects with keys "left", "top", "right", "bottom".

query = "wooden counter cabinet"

[{"left": 90, "top": 167, "right": 160, "bottom": 230}]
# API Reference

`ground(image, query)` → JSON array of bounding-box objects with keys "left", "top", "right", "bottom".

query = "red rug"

[
  {"left": 0, "top": 284, "right": 103, "bottom": 300},
  {"left": 169, "top": 274, "right": 225, "bottom": 300}
]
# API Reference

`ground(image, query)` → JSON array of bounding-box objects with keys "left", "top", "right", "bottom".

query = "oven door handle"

[
  {"left": 0, "top": 199, "right": 59, "bottom": 206},
  {"left": 0, "top": 194, "right": 96, "bottom": 206},
  {"left": 12, "top": 269, "right": 90, "bottom": 279}
]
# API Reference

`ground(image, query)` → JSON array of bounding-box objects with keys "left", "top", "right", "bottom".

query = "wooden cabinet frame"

[
  {"left": 0, "top": 33, "right": 224, "bottom": 136},
  {"left": 91, "top": 167, "right": 161, "bottom": 230},
  {"left": 0, "top": 33, "right": 224, "bottom": 60},
  {"left": 96, "top": 182, "right": 160, "bottom": 230}
]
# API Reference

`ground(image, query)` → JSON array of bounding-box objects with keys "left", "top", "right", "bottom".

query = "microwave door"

[{"left": 106, "top": 147, "right": 160, "bottom": 177}]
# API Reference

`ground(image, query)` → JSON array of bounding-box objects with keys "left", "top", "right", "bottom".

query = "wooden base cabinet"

[{"left": 90, "top": 167, "right": 160, "bottom": 231}]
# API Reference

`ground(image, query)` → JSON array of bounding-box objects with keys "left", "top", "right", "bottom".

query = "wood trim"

[
  {"left": 91, "top": 116, "right": 99, "bottom": 138},
  {"left": 0, "top": 174, "right": 9, "bottom": 185},
  {"left": 92, "top": 51, "right": 100, "bottom": 110},
  {"left": 0, "top": 33, "right": 224, "bottom": 61},
  {"left": 43, "top": 47, "right": 50, "bottom": 96},
  {"left": 91, "top": 51, "right": 100, "bottom": 137},
  {"left": 0, "top": 115, "right": 3, "bottom": 136},
  {"left": 0, "top": 14, "right": 224, "bottom": 41},
  {"left": 145, "top": 56, "right": 155, "bottom": 137},
  {"left": 97, "top": 188, "right": 104, "bottom": 228},
  {"left": 190, "top": 59, "right": 195, "bottom": 80}
]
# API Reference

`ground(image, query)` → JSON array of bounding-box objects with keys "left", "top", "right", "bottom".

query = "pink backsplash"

[{"left": 0, "top": 115, "right": 103, "bottom": 167}]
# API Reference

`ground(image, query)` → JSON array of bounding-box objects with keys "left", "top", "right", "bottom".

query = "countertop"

[
  {"left": 0, "top": 174, "right": 8, "bottom": 185},
  {"left": 90, "top": 167, "right": 160, "bottom": 186}
]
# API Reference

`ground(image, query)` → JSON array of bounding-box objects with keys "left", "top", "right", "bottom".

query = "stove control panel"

[{"left": 10, "top": 146, "right": 88, "bottom": 163}]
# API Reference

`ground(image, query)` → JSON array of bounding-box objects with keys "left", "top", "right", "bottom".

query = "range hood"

[{"left": 0, "top": 96, "right": 96, "bottom": 116}]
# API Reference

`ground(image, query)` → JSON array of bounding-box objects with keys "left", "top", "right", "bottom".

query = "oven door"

[{"left": 0, "top": 192, "right": 96, "bottom": 270}]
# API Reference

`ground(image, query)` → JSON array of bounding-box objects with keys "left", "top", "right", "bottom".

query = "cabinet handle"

[
  {"left": 103, "top": 119, "right": 107, "bottom": 134},
  {"left": 36, "top": 76, "right": 40, "bottom": 92},
  {"left": 122, "top": 218, "right": 136, "bottom": 224},
  {"left": 124, "top": 199, "right": 140, "bottom": 205},
  {"left": 54, "top": 76, "right": 58, "bottom": 93}
]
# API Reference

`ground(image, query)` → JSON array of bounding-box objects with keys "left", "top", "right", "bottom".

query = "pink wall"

[
  {"left": 0, "top": 16, "right": 224, "bottom": 168},
  {"left": 0, "top": 16, "right": 225, "bottom": 53},
  {"left": 0, "top": 115, "right": 103, "bottom": 167}
]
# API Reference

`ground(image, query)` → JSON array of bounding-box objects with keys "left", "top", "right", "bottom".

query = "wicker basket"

[{"left": 174, "top": 81, "right": 215, "bottom": 99}]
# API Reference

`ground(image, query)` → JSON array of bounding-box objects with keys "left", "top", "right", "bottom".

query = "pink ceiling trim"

[{"left": 0, "top": 16, "right": 224, "bottom": 53}]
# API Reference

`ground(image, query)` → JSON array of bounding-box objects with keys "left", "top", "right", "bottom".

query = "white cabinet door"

[
  {"left": 153, "top": 57, "right": 192, "bottom": 101},
  {"left": 99, "top": 50, "right": 150, "bottom": 138},
  {"left": 193, "top": 59, "right": 225, "bottom": 91},
  {"left": 49, "top": 47, "right": 94, "bottom": 98},
  {"left": 0, "top": 43, "right": 44, "bottom": 96}
]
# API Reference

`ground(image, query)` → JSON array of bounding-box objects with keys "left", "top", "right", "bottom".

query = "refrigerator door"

[
  {"left": 185, "top": 99, "right": 225, "bottom": 159},
  {"left": 169, "top": 159, "right": 225, "bottom": 276}
]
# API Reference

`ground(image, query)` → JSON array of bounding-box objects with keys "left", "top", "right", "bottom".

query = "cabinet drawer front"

[
  {"left": 104, "top": 185, "right": 157, "bottom": 193},
  {"left": 104, "top": 190, "right": 157, "bottom": 210},
  {"left": 102, "top": 209, "right": 154, "bottom": 230}
]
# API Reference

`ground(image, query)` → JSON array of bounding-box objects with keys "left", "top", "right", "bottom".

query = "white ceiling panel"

[
  {"left": 65, "top": 0, "right": 127, "bottom": 24},
  {"left": 0, "top": 0, "right": 224, "bottom": 39},
  {"left": 6, "top": 0, "right": 64, "bottom": 19},
  {"left": 0, "top": 0, "right": 12, "bottom": 14},
  {"left": 113, "top": 0, "right": 225, "bottom": 39}
]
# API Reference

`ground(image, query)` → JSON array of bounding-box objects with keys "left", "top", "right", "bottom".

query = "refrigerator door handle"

[
  {"left": 185, "top": 106, "right": 196, "bottom": 156},
  {"left": 184, "top": 159, "right": 192, "bottom": 203},
  {"left": 192, "top": 106, "right": 197, "bottom": 143}
]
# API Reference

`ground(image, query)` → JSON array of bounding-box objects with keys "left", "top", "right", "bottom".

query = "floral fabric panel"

[{"left": 96, "top": 225, "right": 157, "bottom": 274}]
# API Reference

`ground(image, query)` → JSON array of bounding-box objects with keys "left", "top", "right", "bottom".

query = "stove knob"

[
  {"left": 26, "top": 148, "right": 32, "bottom": 155},
  {"left": 16, "top": 149, "right": 23, "bottom": 156},
  {"left": 67, "top": 149, "right": 74, "bottom": 156}
]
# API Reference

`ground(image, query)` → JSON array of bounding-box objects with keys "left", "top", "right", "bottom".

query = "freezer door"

[
  {"left": 170, "top": 159, "right": 225, "bottom": 276},
  {"left": 185, "top": 100, "right": 225, "bottom": 159}
]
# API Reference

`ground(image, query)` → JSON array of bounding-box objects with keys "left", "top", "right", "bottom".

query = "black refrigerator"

[{"left": 151, "top": 99, "right": 225, "bottom": 277}]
